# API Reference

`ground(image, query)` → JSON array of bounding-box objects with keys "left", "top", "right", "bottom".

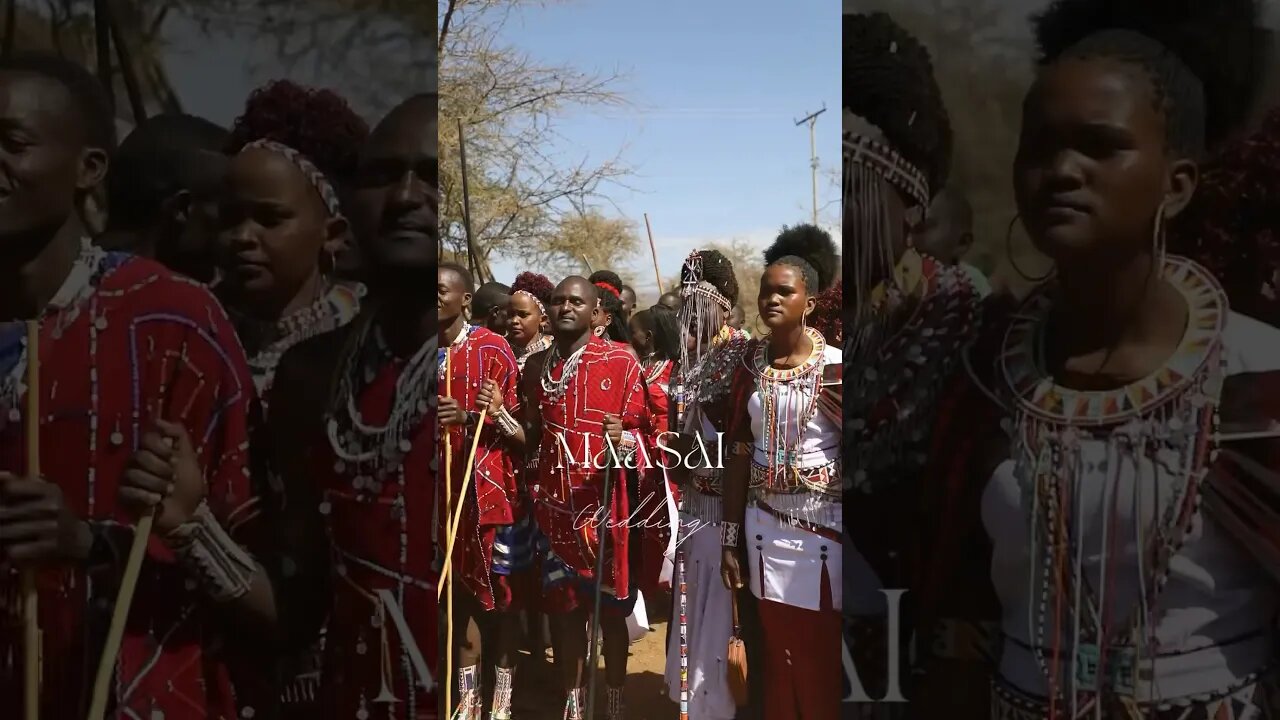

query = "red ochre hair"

[
  {"left": 511, "top": 272, "right": 554, "bottom": 304},
  {"left": 226, "top": 79, "right": 370, "bottom": 183},
  {"left": 594, "top": 281, "right": 621, "bottom": 298}
]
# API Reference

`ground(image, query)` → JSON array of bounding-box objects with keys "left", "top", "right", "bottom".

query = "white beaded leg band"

[
  {"left": 167, "top": 501, "right": 256, "bottom": 602},
  {"left": 720, "top": 521, "right": 741, "bottom": 548}
]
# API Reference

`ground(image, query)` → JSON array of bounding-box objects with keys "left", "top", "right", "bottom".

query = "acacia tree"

[{"left": 438, "top": 0, "right": 634, "bottom": 283}]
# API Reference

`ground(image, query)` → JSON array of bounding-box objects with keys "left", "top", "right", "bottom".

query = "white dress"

[
  {"left": 983, "top": 309, "right": 1280, "bottom": 703},
  {"left": 745, "top": 341, "right": 843, "bottom": 611}
]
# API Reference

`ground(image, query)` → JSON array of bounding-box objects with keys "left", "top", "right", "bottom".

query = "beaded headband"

[
  {"left": 843, "top": 113, "right": 929, "bottom": 210},
  {"left": 679, "top": 250, "right": 732, "bottom": 312},
  {"left": 513, "top": 289, "right": 545, "bottom": 317},
  {"left": 244, "top": 139, "right": 345, "bottom": 219}
]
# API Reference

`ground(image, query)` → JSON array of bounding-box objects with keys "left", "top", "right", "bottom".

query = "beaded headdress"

[
  {"left": 846, "top": 110, "right": 930, "bottom": 359},
  {"left": 244, "top": 138, "right": 345, "bottom": 220},
  {"left": 513, "top": 289, "right": 545, "bottom": 317},
  {"left": 678, "top": 249, "right": 733, "bottom": 377}
]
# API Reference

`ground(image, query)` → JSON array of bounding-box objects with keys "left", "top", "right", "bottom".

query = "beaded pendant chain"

[{"left": 754, "top": 327, "right": 824, "bottom": 487}]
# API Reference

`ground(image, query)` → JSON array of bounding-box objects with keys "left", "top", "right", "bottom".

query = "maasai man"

[
  {"left": 522, "top": 276, "right": 647, "bottom": 720},
  {"left": 269, "top": 92, "right": 438, "bottom": 719},
  {"left": 0, "top": 54, "right": 272, "bottom": 717},
  {"left": 472, "top": 282, "right": 512, "bottom": 335},
  {"left": 663, "top": 248, "right": 753, "bottom": 720},
  {"left": 439, "top": 260, "right": 525, "bottom": 720},
  {"left": 658, "top": 291, "right": 682, "bottom": 313},
  {"left": 98, "top": 113, "right": 229, "bottom": 284},
  {"left": 619, "top": 284, "right": 637, "bottom": 321}
]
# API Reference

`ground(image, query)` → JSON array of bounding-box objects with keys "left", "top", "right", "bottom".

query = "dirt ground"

[{"left": 512, "top": 596, "right": 678, "bottom": 719}]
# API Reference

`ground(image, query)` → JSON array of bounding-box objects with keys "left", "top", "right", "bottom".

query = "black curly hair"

[
  {"left": 1031, "top": 0, "right": 1266, "bottom": 156},
  {"left": 588, "top": 270, "right": 625, "bottom": 297},
  {"left": 680, "top": 249, "right": 739, "bottom": 307},
  {"left": 765, "top": 224, "right": 838, "bottom": 296},
  {"left": 844, "top": 12, "right": 952, "bottom": 195}
]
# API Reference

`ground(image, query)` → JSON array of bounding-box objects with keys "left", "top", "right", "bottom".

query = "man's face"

[
  {"left": 350, "top": 96, "right": 436, "bottom": 277},
  {"left": 620, "top": 287, "right": 636, "bottom": 317},
  {"left": 549, "top": 278, "right": 596, "bottom": 335},
  {"left": 438, "top": 267, "right": 470, "bottom": 323},
  {"left": 0, "top": 72, "right": 105, "bottom": 240}
]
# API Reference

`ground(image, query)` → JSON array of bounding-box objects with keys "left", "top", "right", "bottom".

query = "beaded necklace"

[
  {"left": 751, "top": 326, "right": 826, "bottom": 488},
  {"left": 242, "top": 281, "right": 365, "bottom": 400},
  {"left": 513, "top": 333, "right": 551, "bottom": 372},
  {"left": 540, "top": 338, "right": 589, "bottom": 405},
  {"left": 327, "top": 315, "right": 431, "bottom": 487},
  {"left": 1002, "top": 257, "right": 1226, "bottom": 715}
]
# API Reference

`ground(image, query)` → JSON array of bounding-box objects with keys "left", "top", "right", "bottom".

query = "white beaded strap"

[
  {"left": 167, "top": 501, "right": 256, "bottom": 603},
  {"left": 720, "top": 520, "right": 741, "bottom": 548},
  {"left": 495, "top": 406, "right": 521, "bottom": 437},
  {"left": 244, "top": 139, "right": 345, "bottom": 220}
]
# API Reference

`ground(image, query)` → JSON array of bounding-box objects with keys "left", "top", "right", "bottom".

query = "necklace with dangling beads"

[
  {"left": 327, "top": 317, "right": 430, "bottom": 494},
  {"left": 1004, "top": 257, "right": 1227, "bottom": 709},
  {"left": 242, "top": 281, "right": 365, "bottom": 400},
  {"left": 540, "top": 338, "right": 589, "bottom": 405},
  {"left": 753, "top": 326, "right": 825, "bottom": 486},
  {"left": 684, "top": 327, "right": 749, "bottom": 405},
  {"left": 513, "top": 333, "right": 551, "bottom": 371}
]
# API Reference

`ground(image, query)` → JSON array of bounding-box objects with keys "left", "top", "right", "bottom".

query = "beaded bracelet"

[
  {"left": 167, "top": 501, "right": 256, "bottom": 603},
  {"left": 720, "top": 521, "right": 741, "bottom": 548},
  {"left": 495, "top": 406, "right": 520, "bottom": 437}
]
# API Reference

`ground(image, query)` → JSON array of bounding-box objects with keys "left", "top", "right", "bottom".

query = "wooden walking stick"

[
  {"left": 586, "top": 393, "right": 630, "bottom": 720},
  {"left": 21, "top": 320, "right": 41, "bottom": 720},
  {"left": 443, "top": 352, "right": 454, "bottom": 719},
  {"left": 436, "top": 357, "right": 499, "bottom": 597},
  {"left": 644, "top": 213, "right": 663, "bottom": 295},
  {"left": 88, "top": 351, "right": 184, "bottom": 719}
]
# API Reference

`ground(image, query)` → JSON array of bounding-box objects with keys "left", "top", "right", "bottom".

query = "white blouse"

[
  {"left": 983, "top": 312, "right": 1280, "bottom": 700},
  {"left": 747, "top": 343, "right": 842, "bottom": 469}
]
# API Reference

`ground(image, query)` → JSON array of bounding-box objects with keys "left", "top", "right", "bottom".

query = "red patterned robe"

[
  {"left": 530, "top": 335, "right": 646, "bottom": 611},
  {"left": 0, "top": 251, "right": 257, "bottom": 718},
  {"left": 638, "top": 359, "right": 678, "bottom": 592},
  {"left": 440, "top": 324, "right": 519, "bottom": 610}
]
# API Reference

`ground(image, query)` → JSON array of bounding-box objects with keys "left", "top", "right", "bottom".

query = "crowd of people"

[
  {"left": 439, "top": 221, "right": 844, "bottom": 719},
  {"left": 0, "top": 51, "right": 435, "bottom": 719},
  {"left": 847, "top": 0, "right": 1280, "bottom": 718}
]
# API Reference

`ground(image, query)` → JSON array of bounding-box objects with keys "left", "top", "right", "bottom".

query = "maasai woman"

[
  {"left": 662, "top": 248, "right": 752, "bottom": 720},
  {"left": 629, "top": 306, "right": 682, "bottom": 597},
  {"left": 508, "top": 271, "right": 554, "bottom": 371},
  {"left": 268, "top": 93, "right": 438, "bottom": 719},
  {"left": 841, "top": 13, "right": 982, "bottom": 717},
  {"left": 925, "top": 1, "right": 1280, "bottom": 717},
  {"left": 722, "top": 224, "right": 841, "bottom": 720},
  {"left": 588, "top": 270, "right": 633, "bottom": 350},
  {"left": 216, "top": 81, "right": 369, "bottom": 408}
]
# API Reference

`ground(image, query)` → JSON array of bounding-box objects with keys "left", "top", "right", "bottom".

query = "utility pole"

[{"left": 794, "top": 105, "right": 826, "bottom": 226}]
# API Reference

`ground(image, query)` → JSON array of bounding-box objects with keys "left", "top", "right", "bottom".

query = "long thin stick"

[
  {"left": 87, "top": 513, "right": 153, "bottom": 719},
  {"left": 22, "top": 321, "right": 40, "bottom": 720},
  {"left": 644, "top": 213, "right": 663, "bottom": 294},
  {"left": 443, "top": 354, "right": 453, "bottom": 718},
  {"left": 584, "top": 463, "right": 614, "bottom": 719},
  {"left": 437, "top": 358, "right": 499, "bottom": 596},
  {"left": 457, "top": 119, "right": 484, "bottom": 286}
]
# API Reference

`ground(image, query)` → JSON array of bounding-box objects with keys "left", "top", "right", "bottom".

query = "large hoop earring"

[
  {"left": 1006, "top": 214, "right": 1053, "bottom": 283},
  {"left": 1152, "top": 201, "right": 1167, "bottom": 278},
  {"left": 753, "top": 316, "right": 769, "bottom": 336}
]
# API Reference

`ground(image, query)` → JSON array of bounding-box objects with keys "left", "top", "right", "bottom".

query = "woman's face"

[
  {"left": 758, "top": 264, "right": 814, "bottom": 332},
  {"left": 591, "top": 304, "right": 611, "bottom": 330},
  {"left": 1013, "top": 57, "right": 1195, "bottom": 265},
  {"left": 216, "top": 148, "right": 343, "bottom": 309},
  {"left": 506, "top": 293, "right": 543, "bottom": 344}
]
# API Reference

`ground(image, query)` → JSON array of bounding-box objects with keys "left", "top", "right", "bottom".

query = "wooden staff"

[
  {"left": 436, "top": 357, "right": 499, "bottom": 597},
  {"left": 22, "top": 321, "right": 40, "bottom": 720},
  {"left": 644, "top": 213, "right": 663, "bottom": 294},
  {"left": 443, "top": 353, "right": 454, "bottom": 718}
]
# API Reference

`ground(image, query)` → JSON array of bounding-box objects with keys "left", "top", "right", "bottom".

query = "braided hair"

[
  {"left": 764, "top": 224, "right": 839, "bottom": 296},
  {"left": 590, "top": 273, "right": 630, "bottom": 342},
  {"left": 1031, "top": 0, "right": 1265, "bottom": 157},
  {"left": 844, "top": 12, "right": 952, "bottom": 194}
]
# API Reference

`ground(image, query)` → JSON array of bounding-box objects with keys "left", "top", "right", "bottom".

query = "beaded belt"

[
  {"left": 680, "top": 490, "right": 722, "bottom": 524},
  {"left": 756, "top": 498, "right": 841, "bottom": 541},
  {"left": 749, "top": 458, "right": 840, "bottom": 496},
  {"left": 990, "top": 668, "right": 1276, "bottom": 720},
  {"left": 689, "top": 467, "right": 723, "bottom": 495}
]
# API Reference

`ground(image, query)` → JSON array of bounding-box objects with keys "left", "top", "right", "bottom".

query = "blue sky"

[{"left": 484, "top": 0, "right": 840, "bottom": 302}]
